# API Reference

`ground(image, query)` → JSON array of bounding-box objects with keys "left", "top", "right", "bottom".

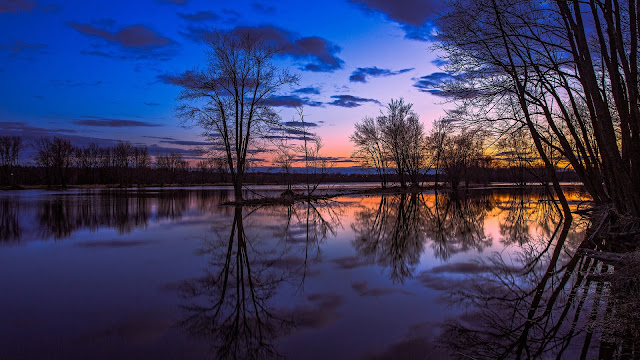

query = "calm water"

[{"left": 0, "top": 186, "right": 621, "bottom": 359}]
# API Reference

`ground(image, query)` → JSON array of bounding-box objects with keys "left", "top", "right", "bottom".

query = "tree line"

[
  {"left": 350, "top": 98, "right": 565, "bottom": 191},
  {"left": 0, "top": 135, "right": 230, "bottom": 188}
]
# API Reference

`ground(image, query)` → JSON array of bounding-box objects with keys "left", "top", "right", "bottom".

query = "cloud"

[
  {"left": 0, "top": 0, "right": 36, "bottom": 13},
  {"left": 263, "top": 95, "right": 323, "bottom": 108},
  {"left": 431, "top": 58, "right": 448, "bottom": 67},
  {"left": 144, "top": 102, "right": 160, "bottom": 106},
  {"left": 293, "top": 86, "right": 321, "bottom": 95},
  {"left": 0, "top": 41, "right": 47, "bottom": 56},
  {"left": 73, "top": 116, "right": 163, "bottom": 127},
  {"left": 178, "top": 11, "right": 218, "bottom": 22},
  {"left": 68, "top": 22, "right": 173, "bottom": 49},
  {"left": 0, "top": 121, "right": 76, "bottom": 134},
  {"left": 281, "top": 121, "right": 318, "bottom": 127},
  {"left": 252, "top": 2, "right": 276, "bottom": 14},
  {"left": 328, "top": 95, "right": 380, "bottom": 108},
  {"left": 412, "top": 72, "right": 456, "bottom": 94},
  {"left": 186, "top": 25, "right": 344, "bottom": 72},
  {"left": 350, "top": 0, "right": 442, "bottom": 41},
  {"left": 349, "top": 66, "right": 413, "bottom": 83}
]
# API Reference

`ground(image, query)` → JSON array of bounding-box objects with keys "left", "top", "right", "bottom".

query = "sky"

[{"left": 0, "top": 0, "right": 451, "bottom": 167}]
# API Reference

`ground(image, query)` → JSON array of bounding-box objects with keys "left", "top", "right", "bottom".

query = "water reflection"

[
  {"left": 424, "top": 191, "right": 493, "bottom": 261},
  {"left": 0, "top": 189, "right": 232, "bottom": 242},
  {"left": 0, "top": 198, "right": 20, "bottom": 242},
  {"left": 1, "top": 187, "right": 636, "bottom": 358},
  {"left": 177, "top": 206, "right": 292, "bottom": 359},
  {"left": 432, "top": 212, "right": 640, "bottom": 359},
  {"left": 352, "top": 194, "right": 427, "bottom": 283},
  {"left": 177, "top": 200, "right": 343, "bottom": 359}
]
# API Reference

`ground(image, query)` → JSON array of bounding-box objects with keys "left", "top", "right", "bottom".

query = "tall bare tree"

[
  {"left": 174, "top": 29, "right": 298, "bottom": 202},
  {"left": 436, "top": 0, "right": 640, "bottom": 218}
]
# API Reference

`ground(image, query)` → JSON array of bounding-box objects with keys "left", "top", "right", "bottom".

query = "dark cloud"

[
  {"left": 412, "top": 72, "right": 456, "bottom": 94},
  {"left": 142, "top": 135, "right": 175, "bottom": 141},
  {"left": 351, "top": 281, "right": 414, "bottom": 297},
  {"left": 144, "top": 102, "right": 160, "bottom": 106},
  {"left": 431, "top": 58, "right": 448, "bottom": 67},
  {"left": 350, "top": 0, "right": 441, "bottom": 41},
  {"left": 73, "top": 116, "right": 163, "bottom": 128},
  {"left": 178, "top": 11, "right": 218, "bottom": 22},
  {"left": 186, "top": 26, "right": 344, "bottom": 72},
  {"left": 0, "top": 0, "right": 36, "bottom": 13},
  {"left": 282, "top": 121, "right": 318, "bottom": 127},
  {"left": 252, "top": 2, "right": 276, "bottom": 13},
  {"left": 293, "top": 86, "right": 321, "bottom": 95},
  {"left": 263, "top": 95, "right": 323, "bottom": 108},
  {"left": 68, "top": 22, "right": 173, "bottom": 49},
  {"left": 328, "top": 95, "right": 381, "bottom": 108},
  {"left": 0, "top": 41, "right": 47, "bottom": 56},
  {"left": 0, "top": 121, "right": 76, "bottom": 134},
  {"left": 349, "top": 66, "right": 413, "bottom": 83},
  {"left": 0, "top": 121, "right": 123, "bottom": 154}
]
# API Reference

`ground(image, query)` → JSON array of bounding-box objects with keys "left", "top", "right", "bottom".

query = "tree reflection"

[
  {"left": 178, "top": 200, "right": 342, "bottom": 359},
  {"left": 178, "top": 206, "right": 292, "bottom": 359},
  {"left": 352, "top": 194, "right": 427, "bottom": 283},
  {"left": 434, "top": 214, "right": 640, "bottom": 359},
  {"left": 424, "top": 191, "right": 493, "bottom": 261},
  {"left": 13, "top": 189, "right": 231, "bottom": 241},
  {"left": 498, "top": 189, "right": 562, "bottom": 246},
  {"left": 0, "top": 198, "right": 20, "bottom": 242}
]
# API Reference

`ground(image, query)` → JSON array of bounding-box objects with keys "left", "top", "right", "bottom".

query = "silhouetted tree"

[
  {"left": 34, "top": 137, "right": 74, "bottom": 188},
  {"left": 378, "top": 98, "right": 426, "bottom": 188},
  {"left": 0, "top": 136, "right": 22, "bottom": 186},
  {"left": 351, "top": 116, "right": 389, "bottom": 188},
  {"left": 174, "top": 29, "right": 298, "bottom": 202}
]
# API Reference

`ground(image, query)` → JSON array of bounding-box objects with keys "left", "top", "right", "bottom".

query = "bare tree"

[
  {"left": 377, "top": 98, "right": 426, "bottom": 188},
  {"left": 34, "top": 137, "right": 74, "bottom": 188},
  {"left": 425, "top": 119, "right": 451, "bottom": 190},
  {"left": 113, "top": 141, "right": 132, "bottom": 187},
  {"left": 440, "top": 129, "right": 485, "bottom": 191},
  {"left": 174, "top": 29, "right": 298, "bottom": 202},
  {"left": 351, "top": 116, "right": 389, "bottom": 188},
  {"left": 132, "top": 145, "right": 150, "bottom": 187},
  {"left": 435, "top": 0, "right": 640, "bottom": 218},
  {"left": 0, "top": 136, "right": 22, "bottom": 186}
]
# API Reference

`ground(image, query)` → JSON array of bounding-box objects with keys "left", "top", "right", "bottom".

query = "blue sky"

[{"left": 0, "top": 0, "right": 450, "bottom": 164}]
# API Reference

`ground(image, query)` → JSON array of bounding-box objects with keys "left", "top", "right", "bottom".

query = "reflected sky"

[{"left": 0, "top": 186, "right": 623, "bottom": 359}]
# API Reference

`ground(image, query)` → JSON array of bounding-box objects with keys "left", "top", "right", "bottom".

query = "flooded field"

[{"left": 1, "top": 186, "right": 619, "bottom": 359}]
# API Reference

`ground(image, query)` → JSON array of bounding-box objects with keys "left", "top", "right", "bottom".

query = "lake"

[{"left": 0, "top": 186, "right": 623, "bottom": 359}]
